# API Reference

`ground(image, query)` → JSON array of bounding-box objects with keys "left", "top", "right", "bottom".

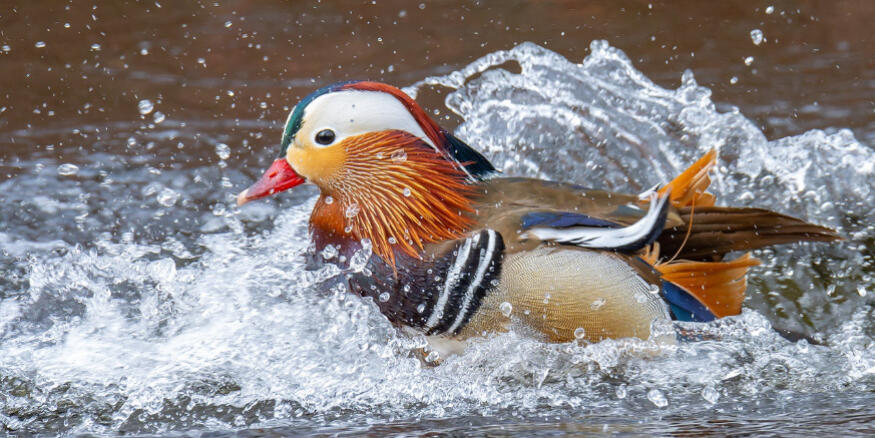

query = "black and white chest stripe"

[
  {"left": 347, "top": 229, "right": 504, "bottom": 336},
  {"left": 423, "top": 229, "right": 503, "bottom": 335}
]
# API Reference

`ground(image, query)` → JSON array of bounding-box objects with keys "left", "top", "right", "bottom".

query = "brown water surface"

[{"left": 2, "top": 0, "right": 873, "bottom": 166}]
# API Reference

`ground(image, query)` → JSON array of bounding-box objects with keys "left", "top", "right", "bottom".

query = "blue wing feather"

[
  {"left": 521, "top": 211, "right": 621, "bottom": 230},
  {"left": 661, "top": 280, "right": 716, "bottom": 322},
  {"left": 520, "top": 194, "right": 669, "bottom": 253}
]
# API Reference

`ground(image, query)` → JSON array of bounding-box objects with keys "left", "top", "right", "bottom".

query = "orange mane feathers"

[{"left": 310, "top": 130, "right": 475, "bottom": 268}]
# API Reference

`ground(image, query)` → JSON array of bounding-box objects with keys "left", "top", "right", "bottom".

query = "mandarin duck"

[{"left": 237, "top": 81, "right": 840, "bottom": 358}]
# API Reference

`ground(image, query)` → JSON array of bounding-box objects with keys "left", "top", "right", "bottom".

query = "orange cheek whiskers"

[{"left": 310, "top": 130, "right": 475, "bottom": 269}]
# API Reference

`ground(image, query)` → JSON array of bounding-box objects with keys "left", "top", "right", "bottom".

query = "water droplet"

[
  {"left": 635, "top": 292, "right": 648, "bottom": 303},
  {"left": 750, "top": 29, "right": 764, "bottom": 46},
  {"left": 345, "top": 203, "right": 360, "bottom": 218},
  {"left": 499, "top": 302, "right": 513, "bottom": 317},
  {"left": 765, "top": 5, "right": 774, "bottom": 14},
  {"left": 137, "top": 99, "right": 154, "bottom": 115},
  {"left": 1, "top": 45, "right": 10, "bottom": 52},
  {"left": 344, "top": 225, "right": 353, "bottom": 233},
  {"left": 390, "top": 149, "right": 407, "bottom": 163},
  {"left": 152, "top": 111, "right": 165, "bottom": 124},
  {"left": 142, "top": 182, "right": 162, "bottom": 197},
  {"left": 796, "top": 341, "right": 809, "bottom": 353},
  {"left": 215, "top": 143, "right": 231, "bottom": 160},
  {"left": 416, "top": 303, "right": 426, "bottom": 313},
  {"left": 324, "top": 196, "right": 334, "bottom": 204},
  {"left": 721, "top": 368, "right": 743, "bottom": 381},
  {"left": 378, "top": 292, "right": 390, "bottom": 302},
  {"left": 57, "top": 163, "right": 79, "bottom": 176},
  {"left": 388, "top": 236, "right": 397, "bottom": 244},
  {"left": 702, "top": 386, "right": 720, "bottom": 404},
  {"left": 403, "top": 284, "right": 411, "bottom": 293},
  {"left": 573, "top": 327, "right": 586, "bottom": 339},
  {"left": 647, "top": 388, "right": 668, "bottom": 407},
  {"left": 402, "top": 187, "right": 412, "bottom": 197},
  {"left": 147, "top": 258, "right": 177, "bottom": 283},
  {"left": 425, "top": 351, "right": 440, "bottom": 363},
  {"left": 590, "top": 298, "right": 606, "bottom": 310},
  {"left": 90, "top": 43, "right": 101, "bottom": 51},
  {"left": 730, "top": 76, "right": 739, "bottom": 85},
  {"left": 826, "top": 284, "right": 837, "bottom": 296},
  {"left": 857, "top": 286, "right": 867, "bottom": 297},
  {"left": 349, "top": 239, "right": 372, "bottom": 273},
  {"left": 744, "top": 56, "right": 754, "bottom": 66},
  {"left": 321, "top": 244, "right": 337, "bottom": 260},
  {"left": 156, "top": 188, "right": 180, "bottom": 207},
  {"left": 34, "top": 41, "right": 46, "bottom": 48},
  {"left": 615, "top": 385, "right": 627, "bottom": 399},
  {"left": 543, "top": 292, "right": 551, "bottom": 304},
  {"left": 197, "top": 57, "right": 206, "bottom": 66},
  {"left": 224, "top": 20, "right": 232, "bottom": 28}
]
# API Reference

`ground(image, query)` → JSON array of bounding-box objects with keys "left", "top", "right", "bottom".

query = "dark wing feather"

[{"left": 443, "top": 132, "right": 496, "bottom": 179}]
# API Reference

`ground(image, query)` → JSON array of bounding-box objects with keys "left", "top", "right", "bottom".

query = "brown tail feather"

[
  {"left": 648, "top": 149, "right": 840, "bottom": 320},
  {"left": 658, "top": 206, "right": 842, "bottom": 260}
]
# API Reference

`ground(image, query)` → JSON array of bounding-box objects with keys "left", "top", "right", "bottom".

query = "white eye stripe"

[{"left": 294, "top": 90, "right": 435, "bottom": 150}]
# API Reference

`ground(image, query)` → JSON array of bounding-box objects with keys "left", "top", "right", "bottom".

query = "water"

[{"left": 2, "top": 3, "right": 875, "bottom": 436}]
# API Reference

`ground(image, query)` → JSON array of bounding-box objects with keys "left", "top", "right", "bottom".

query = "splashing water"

[
  {"left": 409, "top": 40, "right": 875, "bottom": 334},
  {"left": 1, "top": 42, "right": 873, "bottom": 435}
]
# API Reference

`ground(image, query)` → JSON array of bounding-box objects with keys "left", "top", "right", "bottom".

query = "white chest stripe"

[
  {"left": 446, "top": 230, "right": 496, "bottom": 334},
  {"left": 424, "top": 235, "right": 475, "bottom": 330}
]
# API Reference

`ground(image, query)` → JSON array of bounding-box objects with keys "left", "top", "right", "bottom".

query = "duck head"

[{"left": 237, "top": 81, "right": 495, "bottom": 266}]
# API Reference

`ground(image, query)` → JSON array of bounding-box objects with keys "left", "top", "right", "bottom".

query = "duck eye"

[{"left": 314, "top": 129, "right": 336, "bottom": 146}]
